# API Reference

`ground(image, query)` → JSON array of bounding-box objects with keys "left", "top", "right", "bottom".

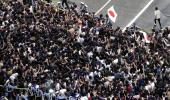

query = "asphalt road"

[
  {"left": 54, "top": 0, "right": 170, "bottom": 30},
  {"left": 136, "top": 0, "right": 170, "bottom": 30}
]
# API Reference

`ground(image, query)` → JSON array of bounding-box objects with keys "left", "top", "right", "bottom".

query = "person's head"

[{"left": 155, "top": 7, "right": 158, "bottom": 10}]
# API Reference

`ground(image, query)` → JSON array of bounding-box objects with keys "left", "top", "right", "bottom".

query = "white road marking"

[
  {"left": 95, "top": 0, "right": 111, "bottom": 15},
  {"left": 122, "top": 0, "right": 154, "bottom": 32}
]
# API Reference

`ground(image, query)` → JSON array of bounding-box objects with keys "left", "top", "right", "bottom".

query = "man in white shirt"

[{"left": 154, "top": 7, "right": 162, "bottom": 29}]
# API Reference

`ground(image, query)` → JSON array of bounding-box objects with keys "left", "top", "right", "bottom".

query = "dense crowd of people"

[{"left": 0, "top": 0, "right": 170, "bottom": 99}]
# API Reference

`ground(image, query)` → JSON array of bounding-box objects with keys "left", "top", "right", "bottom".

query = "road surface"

[{"left": 53, "top": 0, "right": 170, "bottom": 30}]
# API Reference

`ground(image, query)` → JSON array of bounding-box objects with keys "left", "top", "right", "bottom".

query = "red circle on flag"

[{"left": 109, "top": 10, "right": 115, "bottom": 17}]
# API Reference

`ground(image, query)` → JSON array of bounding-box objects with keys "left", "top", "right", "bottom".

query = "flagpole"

[{"left": 107, "top": 18, "right": 119, "bottom": 31}]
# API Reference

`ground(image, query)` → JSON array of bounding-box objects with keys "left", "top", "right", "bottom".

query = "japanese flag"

[
  {"left": 108, "top": 6, "right": 118, "bottom": 23},
  {"left": 139, "top": 31, "right": 151, "bottom": 43}
]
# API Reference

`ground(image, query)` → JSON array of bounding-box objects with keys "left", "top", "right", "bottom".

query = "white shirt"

[
  {"left": 9, "top": 73, "right": 18, "bottom": 83},
  {"left": 107, "top": 76, "right": 115, "bottom": 81},
  {"left": 154, "top": 10, "right": 161, "bottom": 19},
  {"left": 77, "top": 37, "right": 84, "bottom": 44},
  {"left": 87, "top": 52, "right": 93, "bottom": 58},
  {"left": 55, "top": 83, "right": 60, "bottom": 91},
  {"left": 59, "top": 89, "right": 67, "bottom": 94},
  {"left": 96, "top": 46, "right": 102, "bottom": 53},
  {"left": 89, "top": 72, "right": 94, "bottom": 81},
  {"left": 80, "top": 96, "right": 88, "bottom": 100}
]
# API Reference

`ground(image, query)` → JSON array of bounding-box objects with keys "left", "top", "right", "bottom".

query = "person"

[
  {"left": 154, "top": 7, "right": 162, "bottom": 29},
  {"left": 22, "top": 0, "right": 32, "bottom": 6},
  {"left": 0, "top": 0, "right": 170, "bottom": 99},
  {"left": 45, "top": 0, "right": 52, "bottom": 3},
  {"left": 61, "top": 0, "right": 69, "bottom": 9}
]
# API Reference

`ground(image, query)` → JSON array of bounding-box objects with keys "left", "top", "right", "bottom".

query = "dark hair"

[{"left": 155, "top": 7, "right": 158, "bottom": 10}]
